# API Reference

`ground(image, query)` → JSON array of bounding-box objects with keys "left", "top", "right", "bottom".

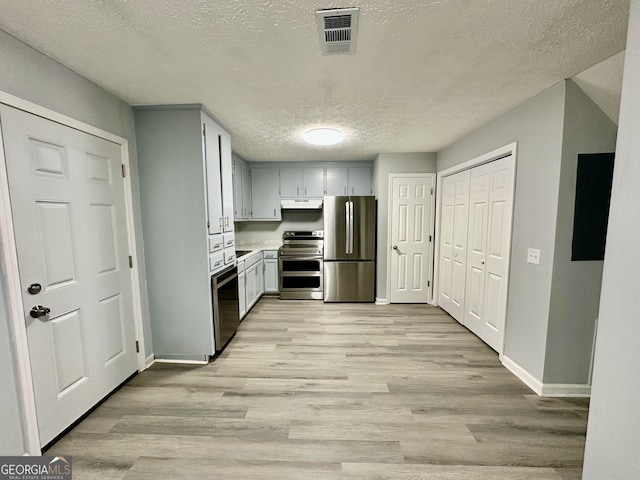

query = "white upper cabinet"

[
  {"left": 242, "top": 161, "right": 251, "bottom": 218},
  {"left": 204, "top": 114, "right": 223, "bottom": 235},
  {"left": 303, "top": 167, "right": 325, "bottom": 197},
  {"left": 235, "top": 162, "right": 372, "bottom": 223},
  {"left": 279, "top": 167, "right": 303, "bottom": 197},
  {"left": 326, "top": 166, "right": 371, "bottom": 196},
  {"left": 280, "top": 166, "right": 325, "bottom": 198},
  {"left": 219, "top": 128, "right": 234, "bottom": 232},
  {"left": 326, "top": 167, "right": 348, "bottom": 196},
  {"left": 233, "top": 154, "right": 252, "bottom": 221},
  {"left": 251, "top": 167, "right": 281, "bottom": 220},
  {"left": 233, "top": 155, "right": 243, "bottom": 219},
  {"left": 348, "top": 166, "right": 372, "bottom": 195}
]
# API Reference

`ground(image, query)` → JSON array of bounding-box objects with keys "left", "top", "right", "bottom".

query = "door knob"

[
  {"left": 393, "top": 245, "right": 399, "bottom": 251},
  {"left": 27, "top": 283, "right": 42, "bottom": 295},
  {"left": 481, "top": 260, "right": 485, "bottom": 265},
  {"left": 29, "top": 305, "right": 51, "bottom": 319}
]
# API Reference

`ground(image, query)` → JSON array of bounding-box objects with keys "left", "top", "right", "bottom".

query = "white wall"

[
  {"left": 235, "top": 210, "right": 323, "bottom": 243},
  {"left": 0, "top": 29, "right": 153, "bottom": 451},
  {"left": 544, "top": 80, "right": 618, "bottom": 384},
  {"left": 373, "top": 153, "right": 437, "bottom": 301},
  {"left": 437, "top": 83, "right": 566, "bottom": 380},
  {"left": 583, "top": 0, "right": 640, "bottom": 476}
]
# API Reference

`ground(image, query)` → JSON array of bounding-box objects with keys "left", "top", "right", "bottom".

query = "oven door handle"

[{"left": 279, "top": 256, "right": 323, "bottom": 262}]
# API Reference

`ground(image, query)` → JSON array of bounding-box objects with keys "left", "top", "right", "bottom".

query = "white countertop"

[{"left": 235, "top": 240, "right": 281, "bottom": 261}]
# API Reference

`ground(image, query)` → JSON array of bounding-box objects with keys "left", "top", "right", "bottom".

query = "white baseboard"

[
  {"left": 144, "top": 354, "right": 155, "bottom": 370},
  {"left": 502, "top": 355, "right": 543, "bottom": 395},
  {"left": 540, "top": 384, "right": 591, "bottom": 397},
  {"left": 153, "top": 358, "right": 209, "bottom": 365},
  {"left": 375, "top": 298, "right": 389, "bottom": 305},
  {"left": 502, "top": 355, "right": 591, "bottom": 397}
]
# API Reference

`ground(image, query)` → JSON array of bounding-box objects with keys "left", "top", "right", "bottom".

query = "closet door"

[
  {"left": 464, "top": 155, "right": 514, "bottom": 353},
  {"left": 438, "top": 169, "right": 470, "bottom": 322}
]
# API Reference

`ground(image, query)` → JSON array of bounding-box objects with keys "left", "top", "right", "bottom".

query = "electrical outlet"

[{"left": 527, "top": 248, "right": 541, "bottom": 265}]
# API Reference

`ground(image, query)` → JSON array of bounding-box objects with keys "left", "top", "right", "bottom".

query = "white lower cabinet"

[
  {"left": 238, "top": 261, "right": 247, "bottom": 320},
  {"left": 256, "top": 259, "right": 264, "bottom": 299},
  {"left": 263, "top": 250, "right": 279, "bottom": 293},
  {"left": 239, "top": 252, "right": 265, "bottom": 319}
]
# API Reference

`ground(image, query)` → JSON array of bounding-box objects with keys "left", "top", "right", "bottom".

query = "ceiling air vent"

[{"left": 316, "top": 7, "right": 359, "bottom": 55}]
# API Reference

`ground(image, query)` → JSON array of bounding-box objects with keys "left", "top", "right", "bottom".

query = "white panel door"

[
  {"left": 389, "top": 175, "right": 434, "bottom": 303},
  {"left": 1, "top": 105, "right": 137, "bottom": 446},
  {"left": 438, "top": 169, "right": 470, "bottom": 321},
  {"left": 464, "top": 156, "right": 514, "bottom": 352}
]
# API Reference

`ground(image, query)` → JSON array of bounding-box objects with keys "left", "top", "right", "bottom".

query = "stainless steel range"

[{"left": 278, "top": 231, "right": 324, "bottom": 300}]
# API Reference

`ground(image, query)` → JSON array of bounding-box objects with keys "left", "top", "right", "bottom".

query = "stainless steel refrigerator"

[{"left": 323, "top": 195, "right": 376, "bottom": 302}]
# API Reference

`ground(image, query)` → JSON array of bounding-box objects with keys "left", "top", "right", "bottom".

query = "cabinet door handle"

[
  {"left": 297, "top": 187, "right": 299, "bottom": 195},
  {"left": 273, "top": 209, "right": 276, "bottom": 217},
  {"left": 305, "top": 187, "right": 307, "bottom": 196}
]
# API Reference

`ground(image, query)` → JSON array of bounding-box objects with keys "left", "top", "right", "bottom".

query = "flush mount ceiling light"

[{"left": 303, "top": 128, "right": 345, "bottom": 146}]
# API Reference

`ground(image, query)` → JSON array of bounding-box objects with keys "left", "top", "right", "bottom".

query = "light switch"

[{"left": 527, "top": 248, "right": 541, "bottom": 265}]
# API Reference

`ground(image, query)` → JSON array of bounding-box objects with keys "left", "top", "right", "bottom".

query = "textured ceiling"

[
  {"left": 0, "top": 1, "right": 630, "bottom": 161},
  {"left": 573, "top": 50, "right": 625, "bottom": 124}
]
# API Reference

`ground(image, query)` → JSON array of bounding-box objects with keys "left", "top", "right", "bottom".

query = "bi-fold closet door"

[{"left": 438, "top": 155, "right": 514, "bottom": 353}]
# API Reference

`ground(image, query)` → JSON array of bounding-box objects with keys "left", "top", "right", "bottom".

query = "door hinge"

[
  {"left": 135, "top": 341, "right": 140, "bottom": 353},
  {"left": 429, "top": 235, "right": 432, "bottom": 242},
  {"left": 129, "top": 255, "right": 133, "bottom": 268},
  {"left": 122, "top": 164, "right": 126, "bottom": 178},
  {"left": 427, "top": 280, "right": 431, "bottom": 287},
  {"left": 430, "top": 188, "right": 434, "bottom": 195},
  {"left": 202, "top": 123, "right": 206, "bottom": 137}
]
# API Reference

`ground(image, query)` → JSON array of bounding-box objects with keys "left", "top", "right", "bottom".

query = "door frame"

[
  {"left": 0, "top": 90, "right": 148, "bottom": 453},
  {"left": 386, "top": 173, "right": 437, "bottom": 304},
  {"left": 433, "top": 142, "right": 518, "bottom": 351}
]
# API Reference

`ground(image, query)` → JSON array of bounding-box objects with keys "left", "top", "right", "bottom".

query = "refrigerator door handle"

[
  {"left": 345, "top": 201, "right": 351, "bottom": 255},
  {"left": 349, "top": 201, "right": 354, "bottom": 255}
]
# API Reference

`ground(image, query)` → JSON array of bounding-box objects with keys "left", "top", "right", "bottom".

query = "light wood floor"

[{"left": 49, "top": 298, "right": 589, "bottom": 479}]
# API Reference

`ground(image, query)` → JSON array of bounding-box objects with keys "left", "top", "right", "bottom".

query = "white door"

[
  {"left": 389, "top": 175, "right": 435, "bottom": 303},
  {"left": 438, "top": 169, "right": 470, "bottom": 321},
  {"left": 1, "top": 105, "right": 138, "bottom": 446},
  {"left": 464, "top": 156, "right": 514, "bottom": 352}
]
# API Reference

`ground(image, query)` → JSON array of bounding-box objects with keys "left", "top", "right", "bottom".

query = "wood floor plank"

[{"left": 46, "top": 297, "right": 589, "bottom": 478}]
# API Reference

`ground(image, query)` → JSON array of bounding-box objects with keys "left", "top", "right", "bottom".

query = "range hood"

[{"left": 280, "top": 199, "right": 323, "bottom": 210}]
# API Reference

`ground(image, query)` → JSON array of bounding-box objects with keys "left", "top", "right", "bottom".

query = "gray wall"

[
  {"left": 583, "top": 0, "right": 640, "bottom": 476},
  {"left": 544, "top": 80, "right": 618, "bottom": 384},
  {"left": 437, "top": 83, "right": 566, "bottom": 380},
  {"left": 0, "top": 30, "right": 153, "bottom": 450},
  {"left": 373, "top": 153, "right": 437, "bottom": 301}
]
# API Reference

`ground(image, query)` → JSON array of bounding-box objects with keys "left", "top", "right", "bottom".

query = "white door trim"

[
  {"left": 432, "top": 142, "right": 518, "bottom": 357},
  {"left": 0, "top": 90, "right": 148, "bottom": 453},
  {"left": 386, "top": 173, "right": 437, "bottom": 304}
]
